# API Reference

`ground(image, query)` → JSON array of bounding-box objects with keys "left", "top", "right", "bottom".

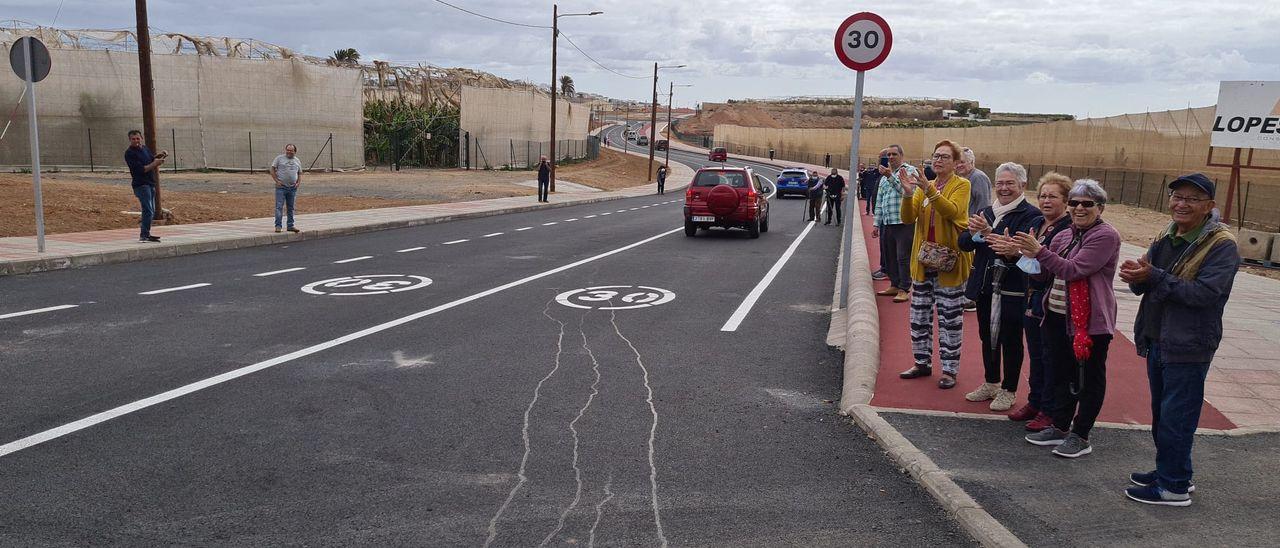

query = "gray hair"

[
  {"left": 888, "top": 144, "right": 904, "bottom": 156},
  {"left": 995, "top": 162, "right": 1027, "bottom": 184},
  {"left": 961, "top": 147, "right": 976, "bottom": 165},
  {"left": 1070, "top": 179, "right": 1108, "bottom": 204}
]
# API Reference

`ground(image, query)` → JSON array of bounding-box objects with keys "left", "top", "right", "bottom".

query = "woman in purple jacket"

[{"left": 1011, "top": 179, "right": 1121, "bottom": 459}]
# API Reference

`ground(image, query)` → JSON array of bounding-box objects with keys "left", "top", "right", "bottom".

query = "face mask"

[{"left": 1016, "top": 255, "right": 1041, "bottom": 275}]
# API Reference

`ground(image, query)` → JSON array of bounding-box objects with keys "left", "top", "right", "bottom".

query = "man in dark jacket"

[
  {"left": 124, "top": 129, "right": 167, "bottom": 242},
  {"left": 823, "top": 168, "right": 846, "bottom": 225},
  {"left": 806, "top": 170, "right": 824, "bottom": 222},
  {"left": 536, "top": 156, "right": 550, "bottom": 202},
  {"left": 957, "top": 162, "right": 1042, "bottom": 412},
  {"left": 1120, "top": 173, "right": 1240, "bottom": 507},
  {"left": 858, "top": 162, "right": 880, "bottom": 215}
]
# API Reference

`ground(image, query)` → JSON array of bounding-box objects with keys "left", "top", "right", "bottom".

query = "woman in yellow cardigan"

[{"left": 898, "top": 139, "right": 972, "bottom": 389}]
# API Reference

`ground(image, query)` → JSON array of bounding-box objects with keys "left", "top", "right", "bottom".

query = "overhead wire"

[{"left": 432, "top": 0, "right": 550, "bottom": 29}]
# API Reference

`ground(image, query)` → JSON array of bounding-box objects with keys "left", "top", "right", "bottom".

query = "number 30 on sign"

[{"left": 834, "top": 12, "right": 893, "bottom": 72}]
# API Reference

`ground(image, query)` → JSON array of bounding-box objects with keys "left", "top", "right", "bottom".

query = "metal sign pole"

[
  {"left": 23, "top": 38, "right": 46, "bottom": 253},
  {"left": 839, "top": 70, "right": 865, "bottom": 309}
]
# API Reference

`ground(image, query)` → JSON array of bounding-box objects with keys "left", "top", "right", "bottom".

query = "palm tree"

[
  {"left": 559, "top": 75, "right": 575, "bottom": 97},
  {"left": 331, "top": 48, "right": 360, "bottom": 66}
]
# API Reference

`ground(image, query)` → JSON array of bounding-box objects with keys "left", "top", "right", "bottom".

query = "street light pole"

[
  {"left": 136, "top": 0, "right": 161, "bottom": 219},
  {"left": 548, "top": 6, "right": 602, "bottom": 195},
  {"left": 664, "top": 83, "right": 691, "bottom": 169},
  {"left": 648, "top": 63, "right": 685, "bottom": 182}
]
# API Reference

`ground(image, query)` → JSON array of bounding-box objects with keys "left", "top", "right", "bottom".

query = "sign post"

[
  {"left": 9, "top": 36, "right": 52, "bottom": 253},
  {"left": 1207, "top": 81, "right": 1280, "bottom": 227},
  {"left": 833, "top": 12, "right": 892, "bottom": 308}
]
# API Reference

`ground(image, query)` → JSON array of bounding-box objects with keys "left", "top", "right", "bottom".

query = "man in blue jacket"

[
  {"left": 124, "top": 130, "right": 167, "bottom": 242},
  {"left": 1120, "top": 173, "right": 1240, "bottom": 507},
  {"left": 958, "top": 162, "right": 1042, "bottom": 411}
]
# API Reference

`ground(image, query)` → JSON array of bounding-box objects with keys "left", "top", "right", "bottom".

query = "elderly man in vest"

[{"left": 1119, "top": 173, "right": 1240, "bottom": 507}]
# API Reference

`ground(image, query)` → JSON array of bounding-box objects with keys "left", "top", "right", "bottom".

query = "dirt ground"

[
  {"left": 1093, "top": 202, "right": 1280, "bottom": 281},
  {"left": 0, "top": 148, "right": 651, "bottom": 238}
]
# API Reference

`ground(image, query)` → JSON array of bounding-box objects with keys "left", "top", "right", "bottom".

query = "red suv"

[
  {"left": 684, "top": 166, "right": 772, "bottom": 238},
  {"left": 708, "top": 147, "right": 728, "bottom": 162}
]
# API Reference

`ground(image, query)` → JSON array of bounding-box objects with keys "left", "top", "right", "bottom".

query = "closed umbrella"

[{"left": 988, "top": 260, "right": 1009, "bottom": 350}]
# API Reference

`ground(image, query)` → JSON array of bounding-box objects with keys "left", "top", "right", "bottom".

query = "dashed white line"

[
  {"left": 629, "top": 208, "right": 640, "bottom": 211},
  {"left": 616, "top": 209, "right": 627, "bottom": 213},
  {"left": 600, "top": 212, "right": 612, "bottom": 216},
  {"left": 564, "top": 218, "right": 579, "bottom": 222},
  {"left": 443, "top": 239, "right": 469, "bottom": 245},
  {"left": 333, "top": 256, "right": 372, "bottom": 264},
  {"left": 0, "top": 304, "right": 78, "bottom": 320},
  {"left": 483, "top": 232, "right": 504, "bottom": 238},
  {"left": 516, "top": 227, "right": 534, "bottom": 231},
  {"left": 253, "top": 267, "right": 306, "bottom": 277},
  {"left": 585, "top": 215, "right": 597, "bottom": 219},
  {"left": 138, "top": 283, "right": 211, "bottom": 296},
  {"left": 0, "top": 226, "right": 683, "bottom": 460},
  {"left": 543, "top": 222, "right": 558, "bottom": 226},
  {"left": 396, "top": 246, "right": 427, "bottom": 253}
]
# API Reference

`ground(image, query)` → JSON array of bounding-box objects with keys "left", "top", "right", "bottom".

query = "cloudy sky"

[{"left": 8, "top": 0, "right": 1280, "bottom": 117}]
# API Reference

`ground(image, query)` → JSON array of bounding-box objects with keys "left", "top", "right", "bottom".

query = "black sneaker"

[
  {"left": 962, "top": 300, "right": 978, "bottom": 312},
  {"left": 147, "top": 236, "right": 161, "bottom": 242},
  {"left": 1125, "top": 485, "right": 1191, "bottom": 507},
  {"left": 871, "top": 270, "right": 889, "bottom": 281},
  {"left": 1025, "top": 428, "right": 1068, "bottom": 446},
  {"left": 1130, "top": 471, "right": 1196, "bottom": 493}
]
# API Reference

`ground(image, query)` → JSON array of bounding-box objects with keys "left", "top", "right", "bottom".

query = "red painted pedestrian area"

[{"left": 857, "top": 203, "right": 1234, "bottom": 430}]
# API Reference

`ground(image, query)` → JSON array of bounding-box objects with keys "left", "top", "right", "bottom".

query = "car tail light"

[{"left": 685, "top": 187, "right": 694, "bottom": 201}]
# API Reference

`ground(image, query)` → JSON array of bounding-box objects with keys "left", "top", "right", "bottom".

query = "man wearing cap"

[{"left": 1119, "top": 173, "right": 1240, "bottom": 507}]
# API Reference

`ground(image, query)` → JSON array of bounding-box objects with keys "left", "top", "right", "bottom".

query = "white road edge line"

[
  {"left": 333, "top": 256, "right": 373, "bottom": 264},
  {"left": 719, "top": 220, "right": 819, "bottom": 332},
  {"left": 138, "top": 283, "right": 211, "bottom": 296},
  {"left": 0, "top": 226, "right": 683, "bottom": 459},
  {"left": 0, "top": 304, "right": 78, "bottom": 320},
  {"left": 483, "top": 232, "right": 504, "bottom": 238},
  {"left": 443, "top": 239, "right": 469, "bottom": 245},
  {"left": 516, "top": 227, "right": 534, "bottom": 231},
  {"left": 253, "top": 267, "right": 307, "bottom": 277},
  {"left": 396, "top": 247, "right": 427, "bottom": 253}
]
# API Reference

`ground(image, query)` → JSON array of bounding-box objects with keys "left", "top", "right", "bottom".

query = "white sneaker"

[
  {"left": 990, "top": 390, "right": 1017, "bottom": 412},
  {"left": 965, "top": 383, "right": 1000, "bottom": 402}
]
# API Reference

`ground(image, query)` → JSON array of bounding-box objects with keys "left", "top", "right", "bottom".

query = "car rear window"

[
  {"left": 780, "top": 170, "right": 807, "bottom": 178},
  {"left": 693, "top": 171, "right": 747, "bottom": 188},
  {"left": 713, "top": 148, "right": 726, "bottom": 153}
]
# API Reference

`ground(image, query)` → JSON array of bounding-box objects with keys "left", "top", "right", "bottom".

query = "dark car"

[
  {"left": 774, "top": 168, "right": 811, "bottom": 198},
  {"left": 683, "top": 166, "right": 771, "bottom": 238},
  {"left": 708, "top": 147, "right": 727, "bottom": 162},
  {"left": 654, "top": 139, "right": 669, "bottom": 151}
]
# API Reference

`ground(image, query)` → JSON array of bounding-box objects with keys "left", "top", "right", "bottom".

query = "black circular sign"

[{"left": 9, "top": 37, "right": 51, "bottom": 83}]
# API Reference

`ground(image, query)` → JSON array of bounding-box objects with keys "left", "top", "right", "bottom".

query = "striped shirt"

[
  {"left": 1047, "top": 277, "right": 1069, "bottom": 315},
  {"left": 874, "top": 163, "right": 918, "bottom": 227}
]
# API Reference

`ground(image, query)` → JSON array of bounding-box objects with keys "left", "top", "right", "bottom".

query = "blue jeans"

[
  {"left": 1147, "top": 343, "right": 1210, "bottom": 494},
  {"left": 1024, "top": 314, "right": 1054, "bottom": 412},
  {"left": 275, "top": 186, "right": 297, "bottom": 228},
  {"left": 133, "top": 184, "right": 155, "bottom": 238}
]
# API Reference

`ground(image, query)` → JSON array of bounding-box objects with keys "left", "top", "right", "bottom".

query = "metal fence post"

[
  {"left": 171, "top": 128, "right": 177, "bottom": 172},
  {"left": 87, "top": 128, "right": 94, "bottom": 172},
  {"left": 248, "top": 131, "right": 254, "bottom": 174},
  {"left": 329, "top": 133, "right": 334, "bottom": 171}
]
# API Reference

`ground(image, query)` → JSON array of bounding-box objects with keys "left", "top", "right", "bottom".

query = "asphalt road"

[{"left": 0, "top": 129, "right": 969, "bottom": 546}]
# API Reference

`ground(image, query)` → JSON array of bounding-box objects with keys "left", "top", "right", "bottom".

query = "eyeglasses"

[
  {"left": 1067, "top": 200, "right": 1098, "bottom": 208},
  {"left": 1168, "top": 193, "right": 1209, "bottom": 205},
  {"left": 931, "top": 153, "right": 952, "bottom": 160}
]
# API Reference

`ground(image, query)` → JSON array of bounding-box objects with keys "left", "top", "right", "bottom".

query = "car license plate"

[{"left": 692, "top": 215, "right": 715, "bottom": 222}]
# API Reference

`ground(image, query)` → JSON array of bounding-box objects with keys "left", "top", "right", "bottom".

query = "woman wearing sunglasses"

[{"left": 1010, "top": 179, "right": 1121, "bottom": 458}]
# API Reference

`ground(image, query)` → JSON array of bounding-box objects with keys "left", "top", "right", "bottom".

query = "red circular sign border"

[{"left": 833, "top": 12, "right": 892, "bottom": 72}]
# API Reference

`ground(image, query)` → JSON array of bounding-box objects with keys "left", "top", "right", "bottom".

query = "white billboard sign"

[{"left": 1211, "top": 81, "right": 1280, "bottom": 150}]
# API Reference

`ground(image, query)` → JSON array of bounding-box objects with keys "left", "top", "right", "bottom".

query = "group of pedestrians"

[
  {"left": 801, "top": 168, "right": 850, "bottom": 226},
  {"left": 863, "top": 138, "right": 1240, "bottom": 507},
  {"left": 124, "top": 131, "right": 303, "bottom": 240}
]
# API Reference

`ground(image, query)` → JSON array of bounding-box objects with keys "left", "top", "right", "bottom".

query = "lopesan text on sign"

[{"left": 1213, "top": 116, "right": 1280, "bottom": 134}]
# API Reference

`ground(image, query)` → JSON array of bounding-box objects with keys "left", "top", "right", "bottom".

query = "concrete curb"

[{"left": 833, "top": 209, "right": 1027, "bottom": 548}]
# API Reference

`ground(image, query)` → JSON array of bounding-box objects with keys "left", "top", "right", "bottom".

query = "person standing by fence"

[
  {"left": 657, "top": 164, "right": 669, "bottom": 195},
  {"left": 1120, "top": 173, "right": 1239, "bottom": 506},
  {"left": 271, "top": 144, "right": 303, "bottom": 233},
  {"left": 536, "top": 156, "right": 551, "bottom": 202},
  {"left": 124, "top": 130, "right": 166, "bottom": 243}
]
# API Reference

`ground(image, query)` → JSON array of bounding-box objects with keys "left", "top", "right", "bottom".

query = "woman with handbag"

[
  {"left": 1013, "top": 179, "right": 1121, "bottom": 459},
  {"left": 898, "top": 139, "right": 972, "bottom": 389}
]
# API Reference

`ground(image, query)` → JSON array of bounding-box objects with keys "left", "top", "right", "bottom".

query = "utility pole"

[
  {"left": 549, "top": 4, "right": 558, "bottom": 193},
  {"left": 665, "top": 81, "right": 673, "bottom": 168},
  {"left": 136, "top": 0, "right": 161, "bottom": 218},
  {"left": 648, "top": 63, "right": 658, "bottom": 182}
]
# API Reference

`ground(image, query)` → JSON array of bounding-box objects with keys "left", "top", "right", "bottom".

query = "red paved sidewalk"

[{"left": 857, "top": 201, "right": 1234, "bottom": 429}]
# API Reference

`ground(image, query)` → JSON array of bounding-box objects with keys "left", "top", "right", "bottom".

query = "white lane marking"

[
  {"left": 396, "top": 247, "right": 427, "bottom": 253},
  {"left": 333, "top": 256, "right": 372, "bottom": 264},
  {"left": 253, "top": 267, "right": 306, "bottom": 277},
  {"left": 0, "top": 227, "right": 682, "bottom": 459},
  {"left": 0, "top": 304, "right": 78, "bottom": 320},
  {"left": 589, "top": 477, "right": 615, "bottom": 548},
  {"left": 138, "top": 283, "right": 211, "bottom": 296},
  {"left": 483, "top": 232, "right": 504, "bottom": 238},
  {"left": 720, "top": 219, "right": 819, "bottom": 332},
  {"left": 516, "top": 227, "right": 534, "bottom": 231},
  {"left": 542, "top": 222, "right": 558, "bottom": 226},
  {"left": 629, "top": 208, "right": 640, "bottom": 211},
  {"left": 488, "top": 300, "right": 567, "bottom": 548},
  {"left": 609, "top": 307, "right": 668, "bottom": 547},
  {"left": 616, "top": 209, "right": 627, "bottom": 213},
  {"left": 443, "top": 239, "right": 469, "bottom": 245},
  {"left": 563, "top": 218, "right": 579, "bottom": 222},
  {"left": 600, "top": 212, "right": 612, "bottom": 216},
  {"left": 584, "top": 215, "right": 597, "bottom": 219}
]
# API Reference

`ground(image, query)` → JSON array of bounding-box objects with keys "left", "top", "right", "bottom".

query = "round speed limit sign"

[{"left": 833, "top": 12, "right": 892, "bottom": 72}]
